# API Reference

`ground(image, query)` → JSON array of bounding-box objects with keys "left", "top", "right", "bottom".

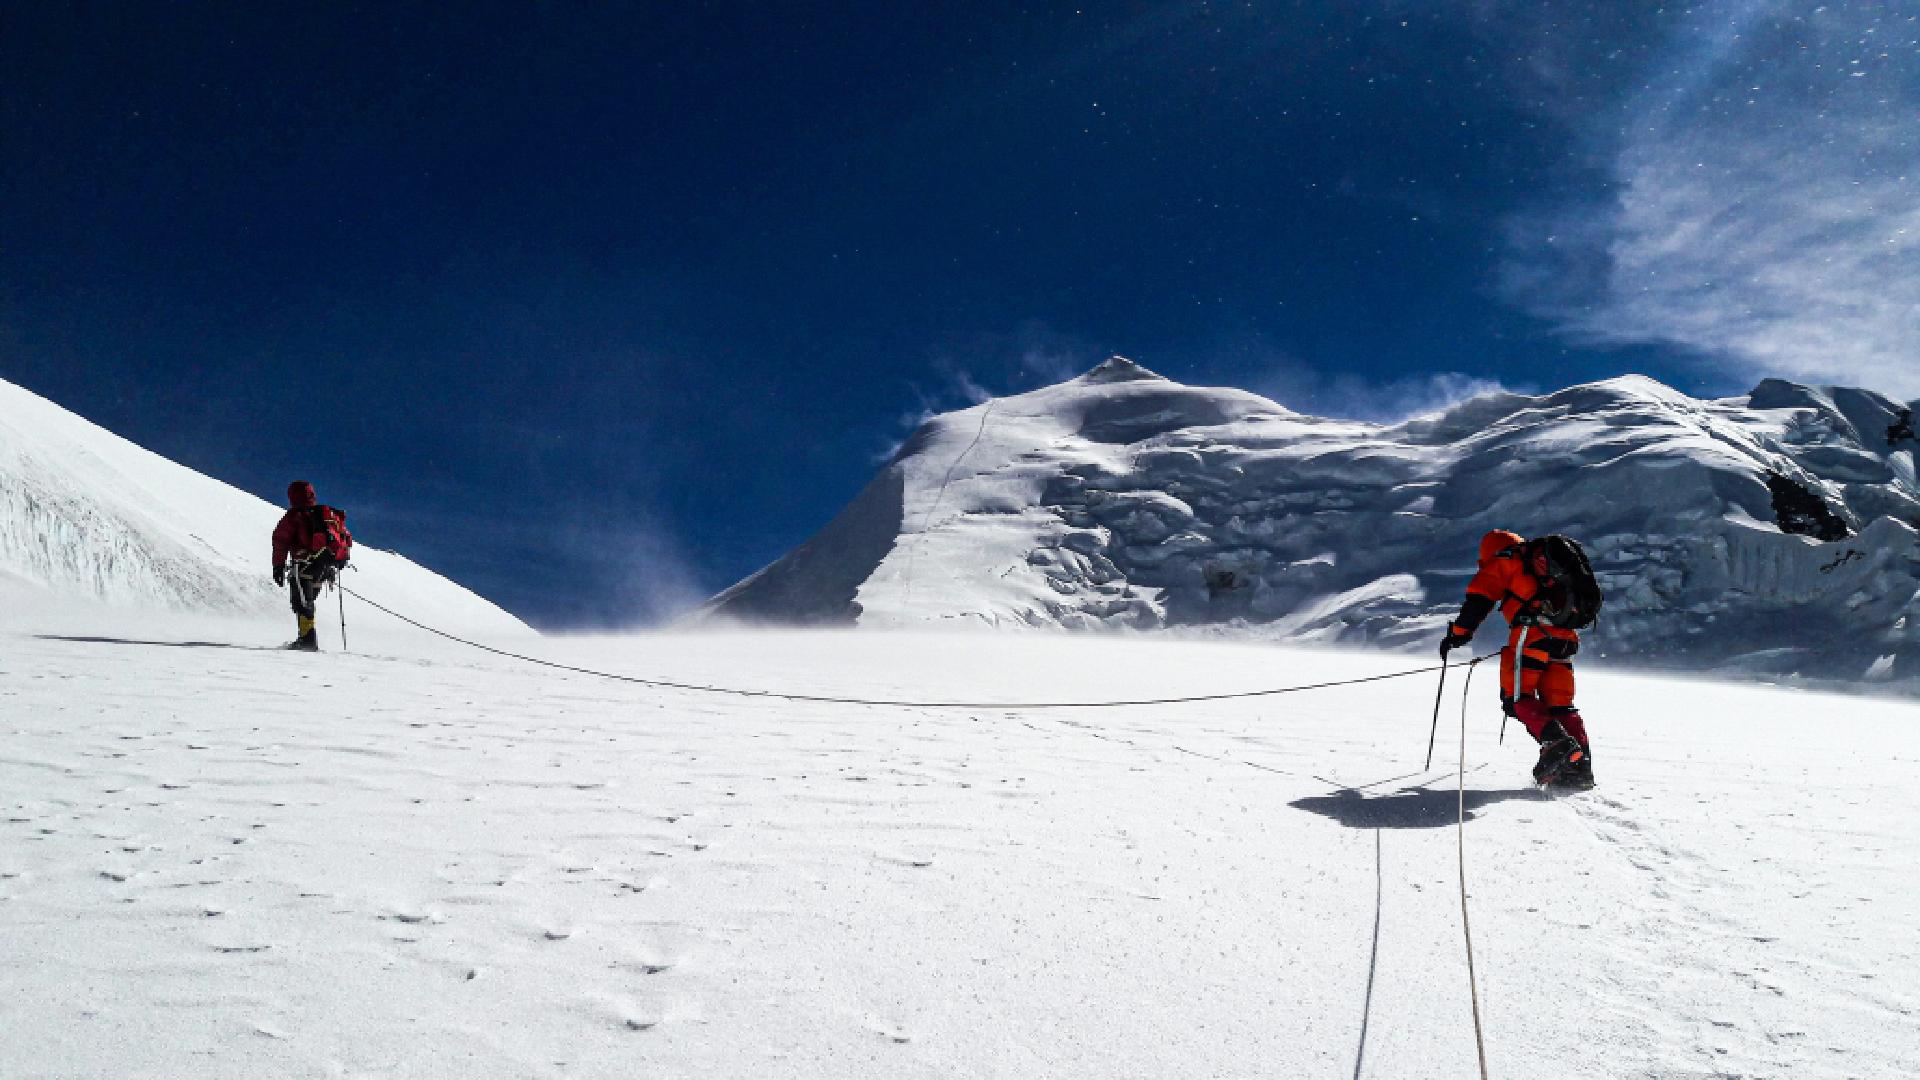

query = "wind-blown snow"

[
  {"left": 707, "top": 358, "right": 1920, "bottom": 686},
  {"left": 1, "top": 625, "right": 1914, "bottom": 1078},
  {"left": 0, "top": 377, "right": 528, "bottom": 641}
]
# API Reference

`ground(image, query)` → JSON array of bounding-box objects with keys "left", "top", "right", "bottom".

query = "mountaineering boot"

[
  {"left": 1553, "top": 750, "right": 1595, "bottom": 791},
  {"left": 1532, "top": 736, "right": 1583, "bottom": 785},
  {"left": 1540, "top": 707, "right": 1593, "bottom": 789},
  {"left": 286, "top": 616, "right": 319, "bottom": 652},
  {"left": 1529, "top": 716, "right": 1583, "bottom": 786}
]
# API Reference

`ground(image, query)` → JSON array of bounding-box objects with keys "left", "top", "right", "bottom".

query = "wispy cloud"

[{"left": 1500, "top": 1, "right": 1920, "bottom": 395}]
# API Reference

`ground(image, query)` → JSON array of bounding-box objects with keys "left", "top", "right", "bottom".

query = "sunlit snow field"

[{"left": 3, "top": 613, "right": 1917, "bottom": 1079}]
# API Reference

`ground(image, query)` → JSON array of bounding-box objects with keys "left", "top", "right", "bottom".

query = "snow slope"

[
  {"left": 706, "top": 359, "right": 1920, "bottom": 685},
  {"left": 0, "top": 377, "right": 528, "bottom": 641},
  {"left": 1, "top": 622, "right": 1914, "bottom": 1079}
]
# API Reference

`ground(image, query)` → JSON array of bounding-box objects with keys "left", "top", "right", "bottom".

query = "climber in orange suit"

[{"left": 1439, "top": 529, "right": 1595, "bottom": 789}]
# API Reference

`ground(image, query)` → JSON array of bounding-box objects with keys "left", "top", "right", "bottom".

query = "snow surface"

[
  {"left": 5, "top": 365, "right": 1916, "bottom": 1076},
  {"left": 2, "top": 617, "right": 1916, "bottom": 1079},
  {"left": 706, "top": 359, "right": 1920, "bottom": 687},
  {"left": 0, "top": 376, "right": 528, "bottom": 640}
]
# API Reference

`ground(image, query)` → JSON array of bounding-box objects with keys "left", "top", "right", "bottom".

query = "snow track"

[
  {"left": 1547, "top": 709, "right": 1920, "bottom": 1079},
  {"left": 1, "top": 628, "right": 1914, "bottom": 1078}
]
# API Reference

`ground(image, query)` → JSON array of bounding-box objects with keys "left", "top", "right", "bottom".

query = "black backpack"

[{"left": 1523, "top": 534, "right": 1602, "bottom": 630}]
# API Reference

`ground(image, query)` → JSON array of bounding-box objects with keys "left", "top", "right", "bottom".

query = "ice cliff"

[{"left": 707, "top": 358, "right": 1920, "bottom": 684}]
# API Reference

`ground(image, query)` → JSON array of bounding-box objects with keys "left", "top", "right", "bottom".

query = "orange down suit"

[{"left": 1448, "top": 530, "right": 1589, "bottom": 745}]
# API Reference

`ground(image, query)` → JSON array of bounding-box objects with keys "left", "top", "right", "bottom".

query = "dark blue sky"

[{"left": 5, "top": 3, "right": 1910, "bottom": 626}]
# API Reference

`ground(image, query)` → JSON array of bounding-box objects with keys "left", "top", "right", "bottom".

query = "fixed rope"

[{"left": 341, "top": 585, "right": 1496, "bottom": 710}]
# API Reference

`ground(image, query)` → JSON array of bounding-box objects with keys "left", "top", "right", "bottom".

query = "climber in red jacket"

[
  {"left": 1439, "top": 529, "right": 1599, "bottom": 790},
  {"left": 271, "top": 481, "right": 353, "bottom": 651}
]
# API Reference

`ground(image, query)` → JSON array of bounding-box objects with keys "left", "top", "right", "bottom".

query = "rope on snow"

[
  {"left": 341, "top": 585, "right": 1498, "bottom": 710},
  {"left": 344, "top": 581, "right": 1505, "bottom": 1072}
]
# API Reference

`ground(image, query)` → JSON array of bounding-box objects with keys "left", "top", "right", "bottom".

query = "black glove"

[
  {"left": 1439, "top": 625, "right": 1472, "bottom": 658},
  {"left": 273, "top": 566, "right": 287, "bottom": 587}
]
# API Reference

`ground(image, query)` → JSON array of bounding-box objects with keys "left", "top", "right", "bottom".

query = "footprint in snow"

[
  {"left": 862, "top": 1017, "right": 914, "bottom": 1045},
  {"left": 614, "top": 927, "right": 695, "bottom": 976},
  {"left": 613, "top": 955, "right": 676, "bottom": 976},
  {"left": 599, "top": 996, "right": 664, "bottom": 1031},
  {"left": 380, "top": 909, "right": 445, "bottom": 926}
]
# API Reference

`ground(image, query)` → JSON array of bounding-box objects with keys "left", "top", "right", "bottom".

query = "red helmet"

[
  {"left": 287, "top": 481, "right": 317, "bottom": 509},
  {"left": 1477, "top": 529, "right": 1524, "bottom": 565}
]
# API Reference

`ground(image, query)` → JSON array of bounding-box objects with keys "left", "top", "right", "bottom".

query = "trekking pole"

[
  {"left": 1423, "top": 654, "right": 1449, "bottom": 770},
  {"left": 336, "top": 576, "right": 349, "bottom": 653}
]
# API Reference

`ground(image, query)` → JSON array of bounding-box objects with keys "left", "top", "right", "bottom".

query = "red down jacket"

[{"left": 272, "top": 481, "right": 352, "bottom": 569}]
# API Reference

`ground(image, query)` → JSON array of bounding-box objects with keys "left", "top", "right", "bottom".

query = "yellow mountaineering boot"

[{"left": 287, "top": 616, "right": 319, "bottom": 652}]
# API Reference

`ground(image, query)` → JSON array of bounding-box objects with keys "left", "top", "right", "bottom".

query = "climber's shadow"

[
  {"left": 35, "top": 634, "right": 277, "bottom": 652},
  {"left": 1290, "top": 784, "right": 1541, "bottom": 830}
]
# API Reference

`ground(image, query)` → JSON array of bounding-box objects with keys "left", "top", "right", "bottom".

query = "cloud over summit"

[{"left": 1503, "top": 1, "right": 1920, "bottom": 395}]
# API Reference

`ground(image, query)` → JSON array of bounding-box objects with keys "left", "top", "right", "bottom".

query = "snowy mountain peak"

[
  {"left": 707, "top": 363, "right": 1920, "bottom": 686},
  {"left": 1548, "top": 373, "right": 1696, "bottom": 408},
  {"left": 1078, "top": 355, "right": 1164, "bottom": 384},
  {"left": 0, "top": 375, "right": 528, "bottom": 636}
]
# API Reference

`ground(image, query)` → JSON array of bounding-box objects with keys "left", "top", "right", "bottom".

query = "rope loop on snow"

[
  {"left": 1457, "top": 659, "right": 1493, "bottom": 1079},
  {"left": 340, "top": 585, "right": 1500, "bottom": 710}
]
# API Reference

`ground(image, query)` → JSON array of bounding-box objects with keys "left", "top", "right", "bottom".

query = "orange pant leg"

[
  {"left": 1498, "top": 627, "right": 1577, "bottom": 705},
  {"left": 1539, "top": 662, "right": 1575, "bottom": 709},
  {"left": 1499, "top": 626, "right": 1548, "bottom": 698}
]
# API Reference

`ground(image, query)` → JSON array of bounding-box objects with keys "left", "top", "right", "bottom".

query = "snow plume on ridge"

[
  {"left": 552, "top": 515, "right": 709, "bottom": 629},
  {"left": 1503, "top": 0, "right": 1920, "bottom": 394},
  {"left": 1255, "top": 357, "right": 1523, "bottom": 422},
  {"left": 879, "top": 322, "right": 1107, "bottom": 462},
  {"left": 925, "top": 322, "right": 1102, "bottom": 405},
  {"left": 1311, "top": 370, "right": 1521, "bottom": 423}
]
